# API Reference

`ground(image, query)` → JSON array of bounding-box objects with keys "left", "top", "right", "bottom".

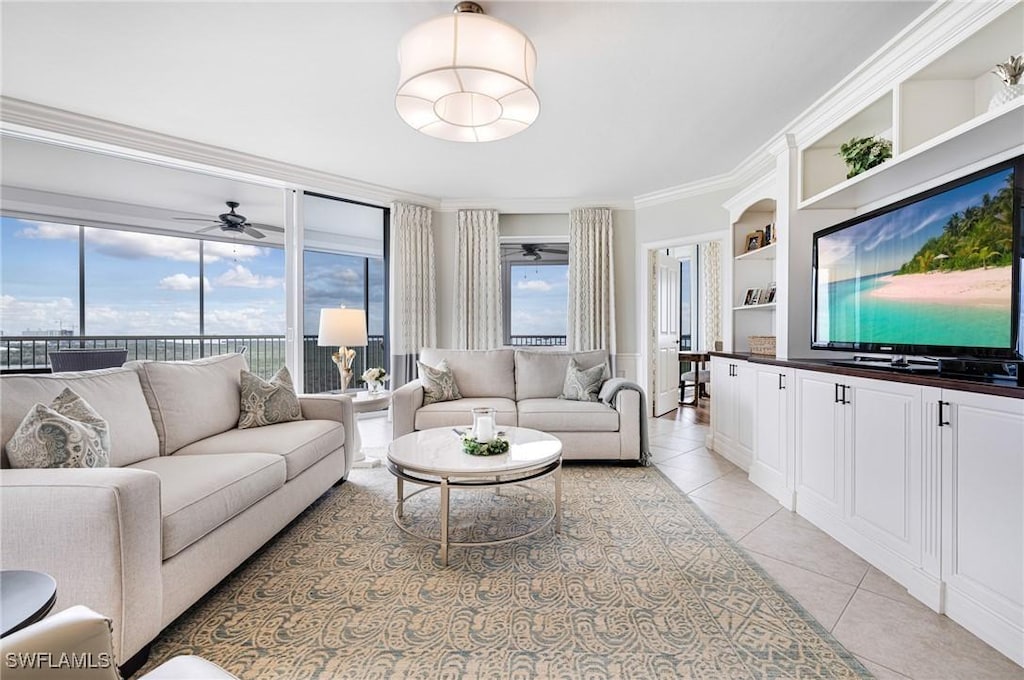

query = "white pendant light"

[{"left": 396, "top": 1, "right": 539, "bottom": 143}]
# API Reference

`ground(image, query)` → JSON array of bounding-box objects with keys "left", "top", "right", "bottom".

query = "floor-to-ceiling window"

[
  {"left": 501, "top": 242, "right": 569, "bottom": 346},
  {"left": 302, "top": 193, "right": 387, "bottom": 393}
]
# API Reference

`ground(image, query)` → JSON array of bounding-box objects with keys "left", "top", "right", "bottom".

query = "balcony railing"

[
  {"left": 508, "top": 335, "right": 566, "bottom": 347},
  {"left": 0, "top": 334, "right": 385, "bottom": 395}
]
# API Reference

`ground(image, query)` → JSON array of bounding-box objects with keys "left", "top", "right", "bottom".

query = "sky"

[
  {"left": 0, "top": 217, "right": 378, "bottom": 338},
  {"left": 817, "top": 167, "right": 1011, "bottom": 282},
  {"left": 509, "top": 262, "right": 568, "bottom": 337}
]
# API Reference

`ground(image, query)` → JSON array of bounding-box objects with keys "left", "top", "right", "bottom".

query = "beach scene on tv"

[{"left": 816, "top": 166, "right": 1015, "bottom": 349}]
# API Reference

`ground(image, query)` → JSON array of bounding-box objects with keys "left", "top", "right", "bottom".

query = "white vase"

[
  {"left": 367, "top": 380, "right": 382, "bottom": 394},
  {"left": 989, "top": 83, "right": 1024, "bottom": 111}
]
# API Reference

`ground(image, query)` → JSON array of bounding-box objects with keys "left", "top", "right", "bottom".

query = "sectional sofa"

[
  {"left": 0, "top": 353, "right": 354, "bottom": 665},
  {"left": 393, "top": 348, "right": 642, "bottom": 461}
]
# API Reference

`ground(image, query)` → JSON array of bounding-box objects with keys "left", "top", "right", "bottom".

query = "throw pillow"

[
  {"left": 560, "top": 357, "right": 605, "bottom": 402},
  {"left": 418, "top": 358, "right": 462, "bottom": 405},
  {"left": 6, "top": 388, "right": 111, "bottom": 468},
  {"left": 238, "top": 366, "right": 304, "bottom": 429}
]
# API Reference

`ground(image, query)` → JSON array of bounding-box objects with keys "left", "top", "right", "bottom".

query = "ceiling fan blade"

[
  {"left": 174, "top": 217, "right": 220, "bottom": 223},
  {"left": 242, "top": 226, "right": 267, "bottom": 239},
  {"left": 195, "top": 225, "right": 222, "bottom": 234},
  {"left": 246, "top": 222, "right": 285, "bottom": 232}
]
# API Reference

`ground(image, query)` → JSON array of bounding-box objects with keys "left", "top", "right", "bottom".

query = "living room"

[{"left": 2, "top": 1, "right": 1023, "bottom": 678}]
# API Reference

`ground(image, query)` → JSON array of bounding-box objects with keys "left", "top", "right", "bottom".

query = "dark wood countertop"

[{"left": 708, "top": 352, "right": 1024, "bottom": 399}]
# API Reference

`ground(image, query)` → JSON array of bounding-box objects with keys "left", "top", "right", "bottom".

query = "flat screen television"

[{"left": 811, "top": 155, "right": 1023, "bottom": 361}]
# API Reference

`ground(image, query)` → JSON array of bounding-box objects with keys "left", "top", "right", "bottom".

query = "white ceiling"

[{"left": 1, "top": 1, "right": 931, "bottom": 203}]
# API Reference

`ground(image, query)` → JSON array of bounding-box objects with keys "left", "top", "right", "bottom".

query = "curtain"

[
  {"left": 701, "top": 240, "right": 722, "bottom": 351},
  {"left": 453, "top": 209, "right": 503, "bottom": 349},
  {"left": 567, "top": 207, "right": 616, "bottom": 355},
  {"left": 389, "top": 202, "right": 436, "bottom": 387}
]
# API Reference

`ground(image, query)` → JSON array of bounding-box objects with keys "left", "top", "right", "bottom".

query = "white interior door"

[{"left": 655, "top": 250, "right": 680, "bottom": 416}]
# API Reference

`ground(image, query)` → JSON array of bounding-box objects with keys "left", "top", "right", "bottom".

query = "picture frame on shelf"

[
  {"left": 744, "top": 288, "right": 763, "bottom": 305},
  {"left": 766, "top": 283, "right": 777, "bottom": 303},
  {"left": 764, "top": 223, "right": 774, "bottom": 244},
  {"left": 745, "top": 230, "right": 764, "bottom": 252}
]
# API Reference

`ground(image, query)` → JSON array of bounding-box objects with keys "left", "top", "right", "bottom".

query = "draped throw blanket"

[
  {"left": 701, "top": 240, "right": 723, "bottom": 351},
  {"left": 453, "top": 209, "right": 503, "bottom": 349},
  {"left": 567, "top": 208, "right": 616, "bottom": 355},
  {"left": 599, "top": 378, "right": 651, "bottom": 466},
  {"left": 389, "top": 203, "right": 437, "bottom": 388}
]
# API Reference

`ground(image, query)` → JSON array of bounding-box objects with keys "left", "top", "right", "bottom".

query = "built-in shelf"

[
  {"left": 800, "top": 97, "right": 1024, "bottom": 211},
  {"left": 733, "top": 303, "right": 776, "bottom": 311},
  {"left": 735, "top": 242, "right": 777, "bottom": 261}
]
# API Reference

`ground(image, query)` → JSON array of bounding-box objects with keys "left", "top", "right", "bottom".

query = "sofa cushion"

[
  {"left": 238, "top": 366, "right": 303, "bottom": 429},
  {"left": 127, "top": 353, "right": 248, "bottom": 455},
  {"left": 419, "top": 348, "right": 516, "bottom": 400},
  {"left": 1, "top": 368, "right": 159, "bottom": 468},
  {"left": 415, "top": 398, "right": 518, "bottom": 431},
  {"left": 560, "top": 358, "right": 605, "bottom": 402},
  {"left": 129, "top": 452, "right": 285, "bottom": 559},
  {"left": 173, "top": 420, "right": 343, "bottom": 481},
  {"left": 517, "top": 398, "right": 619, "bottom": 432},
  {"left": 514, "top": 349, "right": 610, "bottom": 400},
  {"left": 6, "top": 388, "right": 111, "bottom": 469},
  {"left": 417, "top": 359, "right": 462, "bottom": 405}
]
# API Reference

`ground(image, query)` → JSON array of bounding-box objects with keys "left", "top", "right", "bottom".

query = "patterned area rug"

[{"left": 141, "top": 465, "right": 870, "bottom": 679}]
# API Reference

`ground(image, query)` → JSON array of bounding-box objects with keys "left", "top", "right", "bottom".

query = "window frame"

[{"left": 501, "top": 241, "right": 569, "bottom": 347}]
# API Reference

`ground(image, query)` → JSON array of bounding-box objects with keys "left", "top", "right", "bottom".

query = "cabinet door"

[
  {"left": 710, "top": 357, "right": 736, "bottom": 444},
  {"left": 942, "top": 388, "right": 1024, "bottom": 642},
  {"left": 795, "top": 370, "right": 843, "bottom": 514},
  {"left": 752, "top": 366, "right": 793, "bottom": 507},
  {"left": 845, "top": 376, "right": 923, "bottom": 562},
  {"left": 736, "top": 360, "right": 756, "bottom": 453}
]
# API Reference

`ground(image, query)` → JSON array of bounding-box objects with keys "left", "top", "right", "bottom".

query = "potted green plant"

[
  {"left": 837, "top": 136, "right": 892, "bottom": 179},
  {"left": 989, "top": 54, "right": 1024, "bottom": 111}
]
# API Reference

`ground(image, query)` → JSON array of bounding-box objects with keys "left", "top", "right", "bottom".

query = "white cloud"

[
  {"left": 517, "top": 279, "right": 552, "bottom": 292},
  {"left": 214, "top": 265, "right": 283, "bottom": 289},
  {"left": 204, "top": 306, "right": 286, "bottom": 335},
  {"left": 16, "top": 223, "right": 267, "bottom": 263},
  {"left": 159, "top": 274, "right": 209, "bottom": 291},
  {"left": 0, "top": 294, "right": 77, "bottom": 335}
]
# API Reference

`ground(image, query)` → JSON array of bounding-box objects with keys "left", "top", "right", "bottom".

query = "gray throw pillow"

[
  {"left": 238, "top": 366, "right": 304, "bottom": 429},
  {"left": 560, "top": 357, "right": 605, "bottom": 402},
  {"left": 418, "top": 358, "right": 462, "bottom": 406},
  {"left": 6, "top": 387, "right": 111, "bottom": 468}
]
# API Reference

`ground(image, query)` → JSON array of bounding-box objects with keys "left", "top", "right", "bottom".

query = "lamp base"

[{"left": 331, "top": 349, "right": 354, "bottom": 392}]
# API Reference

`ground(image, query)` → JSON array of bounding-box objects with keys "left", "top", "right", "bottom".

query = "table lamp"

[{"left": 317, "top": 307, "right": 368, "bottom": 392}]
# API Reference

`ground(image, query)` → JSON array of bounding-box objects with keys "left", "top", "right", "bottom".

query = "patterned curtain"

[
  {"left": 701, "top": 240, "right": 722, "bottom": 351},
  {"left": 453, "top": 209, "right": 503, "bottom": 349},
  {"left": 567, "top": 207, "right": 616, "bottom": 354},
  {"left": 389, "top": 202, "right": 437, "bottom": 387}
]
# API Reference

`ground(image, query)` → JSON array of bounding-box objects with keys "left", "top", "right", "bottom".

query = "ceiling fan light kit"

[{"left": 396, "top": 1, "right": 539, "bottom": 142}]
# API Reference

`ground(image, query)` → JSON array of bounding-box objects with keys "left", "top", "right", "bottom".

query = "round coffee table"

[
  {"left": 1, "top": 570, "right": 57, "bottom": 638},
  {"left": 387, "top": 427, "right": 562, "bottom": 566}
]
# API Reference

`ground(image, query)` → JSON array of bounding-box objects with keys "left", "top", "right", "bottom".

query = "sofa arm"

[
  {"left": 614, "top": 388, "right": 642, "bottom": 460},
  {"left": 392, "top": 380, "right": 424, "bottom": 439},
  {"left": 299, "top": 394, "right": 355, "bottom": 475},
  {"left": 0, "top": 468, "right": 163, "bottom": 662}
]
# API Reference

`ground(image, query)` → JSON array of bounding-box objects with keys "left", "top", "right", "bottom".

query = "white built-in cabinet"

[
  {"left": 728, "top": 365, "right": 1024, "bottom": 666},
  {"left": 709, "top": 356, "right": 754, "bottom": 470}
]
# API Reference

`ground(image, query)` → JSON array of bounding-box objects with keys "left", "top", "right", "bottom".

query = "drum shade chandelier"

[{"left": 396, "top": 1, "right": 539, "bottom": 142}]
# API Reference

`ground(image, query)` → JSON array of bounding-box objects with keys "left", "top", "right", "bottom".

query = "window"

[
  {"left": 501, "top": 243, "right": 569, "bottom": 346},
  {"left": 1, "top": 217, "right": 80, "bottom": 337},
  {"left": 679, "top": 248, "right": 700, "bottom": 350}
]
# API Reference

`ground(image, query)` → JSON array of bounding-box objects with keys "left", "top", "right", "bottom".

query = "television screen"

[{"left": 812, "top": 158, "right": 1021, "bottom": 358}]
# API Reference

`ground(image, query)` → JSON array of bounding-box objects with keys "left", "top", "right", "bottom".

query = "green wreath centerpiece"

[{"left": 461, "top": 434, "right": 510, "bottom": 456}]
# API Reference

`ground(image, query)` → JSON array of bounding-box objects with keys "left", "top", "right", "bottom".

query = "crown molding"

[
  {"left": 0, "top": 97, "right": 440, "bottom": 210},
  {"left": 438, "top": 197, "right": 634, "bottom": 214}
]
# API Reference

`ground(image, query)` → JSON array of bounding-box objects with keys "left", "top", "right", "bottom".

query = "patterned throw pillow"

[
  {"left": 560, "top": 357, "right": 606, "bottom": 402},
  {"left": 418, "top": 358, "right": 463, "bottom": 406},
  {"left": 6, "top": 388, "right": 110, "bottom": 468},
  {"left": 238, "top": 366, "right": 304, "bottom": 429}
]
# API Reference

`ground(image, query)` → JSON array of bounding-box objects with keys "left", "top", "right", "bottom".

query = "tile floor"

[{"left": 358, "top": 411, "right": 1022, "bottom": 679}]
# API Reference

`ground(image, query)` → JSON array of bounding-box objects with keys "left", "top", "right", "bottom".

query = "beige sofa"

[
  {"left": 0, "top": 353, "right": 354, "bottom": 666},
  {"left": 393, "top": 348, "right": 642, "bottom": 461}
]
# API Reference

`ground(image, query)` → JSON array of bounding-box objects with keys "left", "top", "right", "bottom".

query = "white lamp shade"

[
  {"left": 396, "top": 9, "right": 539, "bottom": 142},
  {"left": 317, "top": 308, "right": 368, "bottom": 347}
]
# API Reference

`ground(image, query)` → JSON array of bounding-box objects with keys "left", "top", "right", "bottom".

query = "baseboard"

[
  {"left": 945, "top": 588, "right": 1024, "bottom": 667},
  {"left": 708, "top": 435, "right": 751, "bottom": 472}
]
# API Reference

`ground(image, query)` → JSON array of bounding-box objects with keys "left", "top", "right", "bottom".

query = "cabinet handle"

[
  {"left": 778, "top": 373, "right": 785, "bottom": 390},
  {"left": 938, "top": 400, "right": 950, "bottom": 427},
  {"left": 842, "top": 385, "right": 850, "bottom": 405},
  {"left": 834, "top": 383, "right": 841, "bottom": 403}
]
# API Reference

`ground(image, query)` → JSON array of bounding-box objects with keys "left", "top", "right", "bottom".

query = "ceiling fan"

[
  {"left": 173, "top": 201, "right": 284, "bottom": 240},
  {"left": 501, "top": 243, "right": 569, "bottom": 261}
]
